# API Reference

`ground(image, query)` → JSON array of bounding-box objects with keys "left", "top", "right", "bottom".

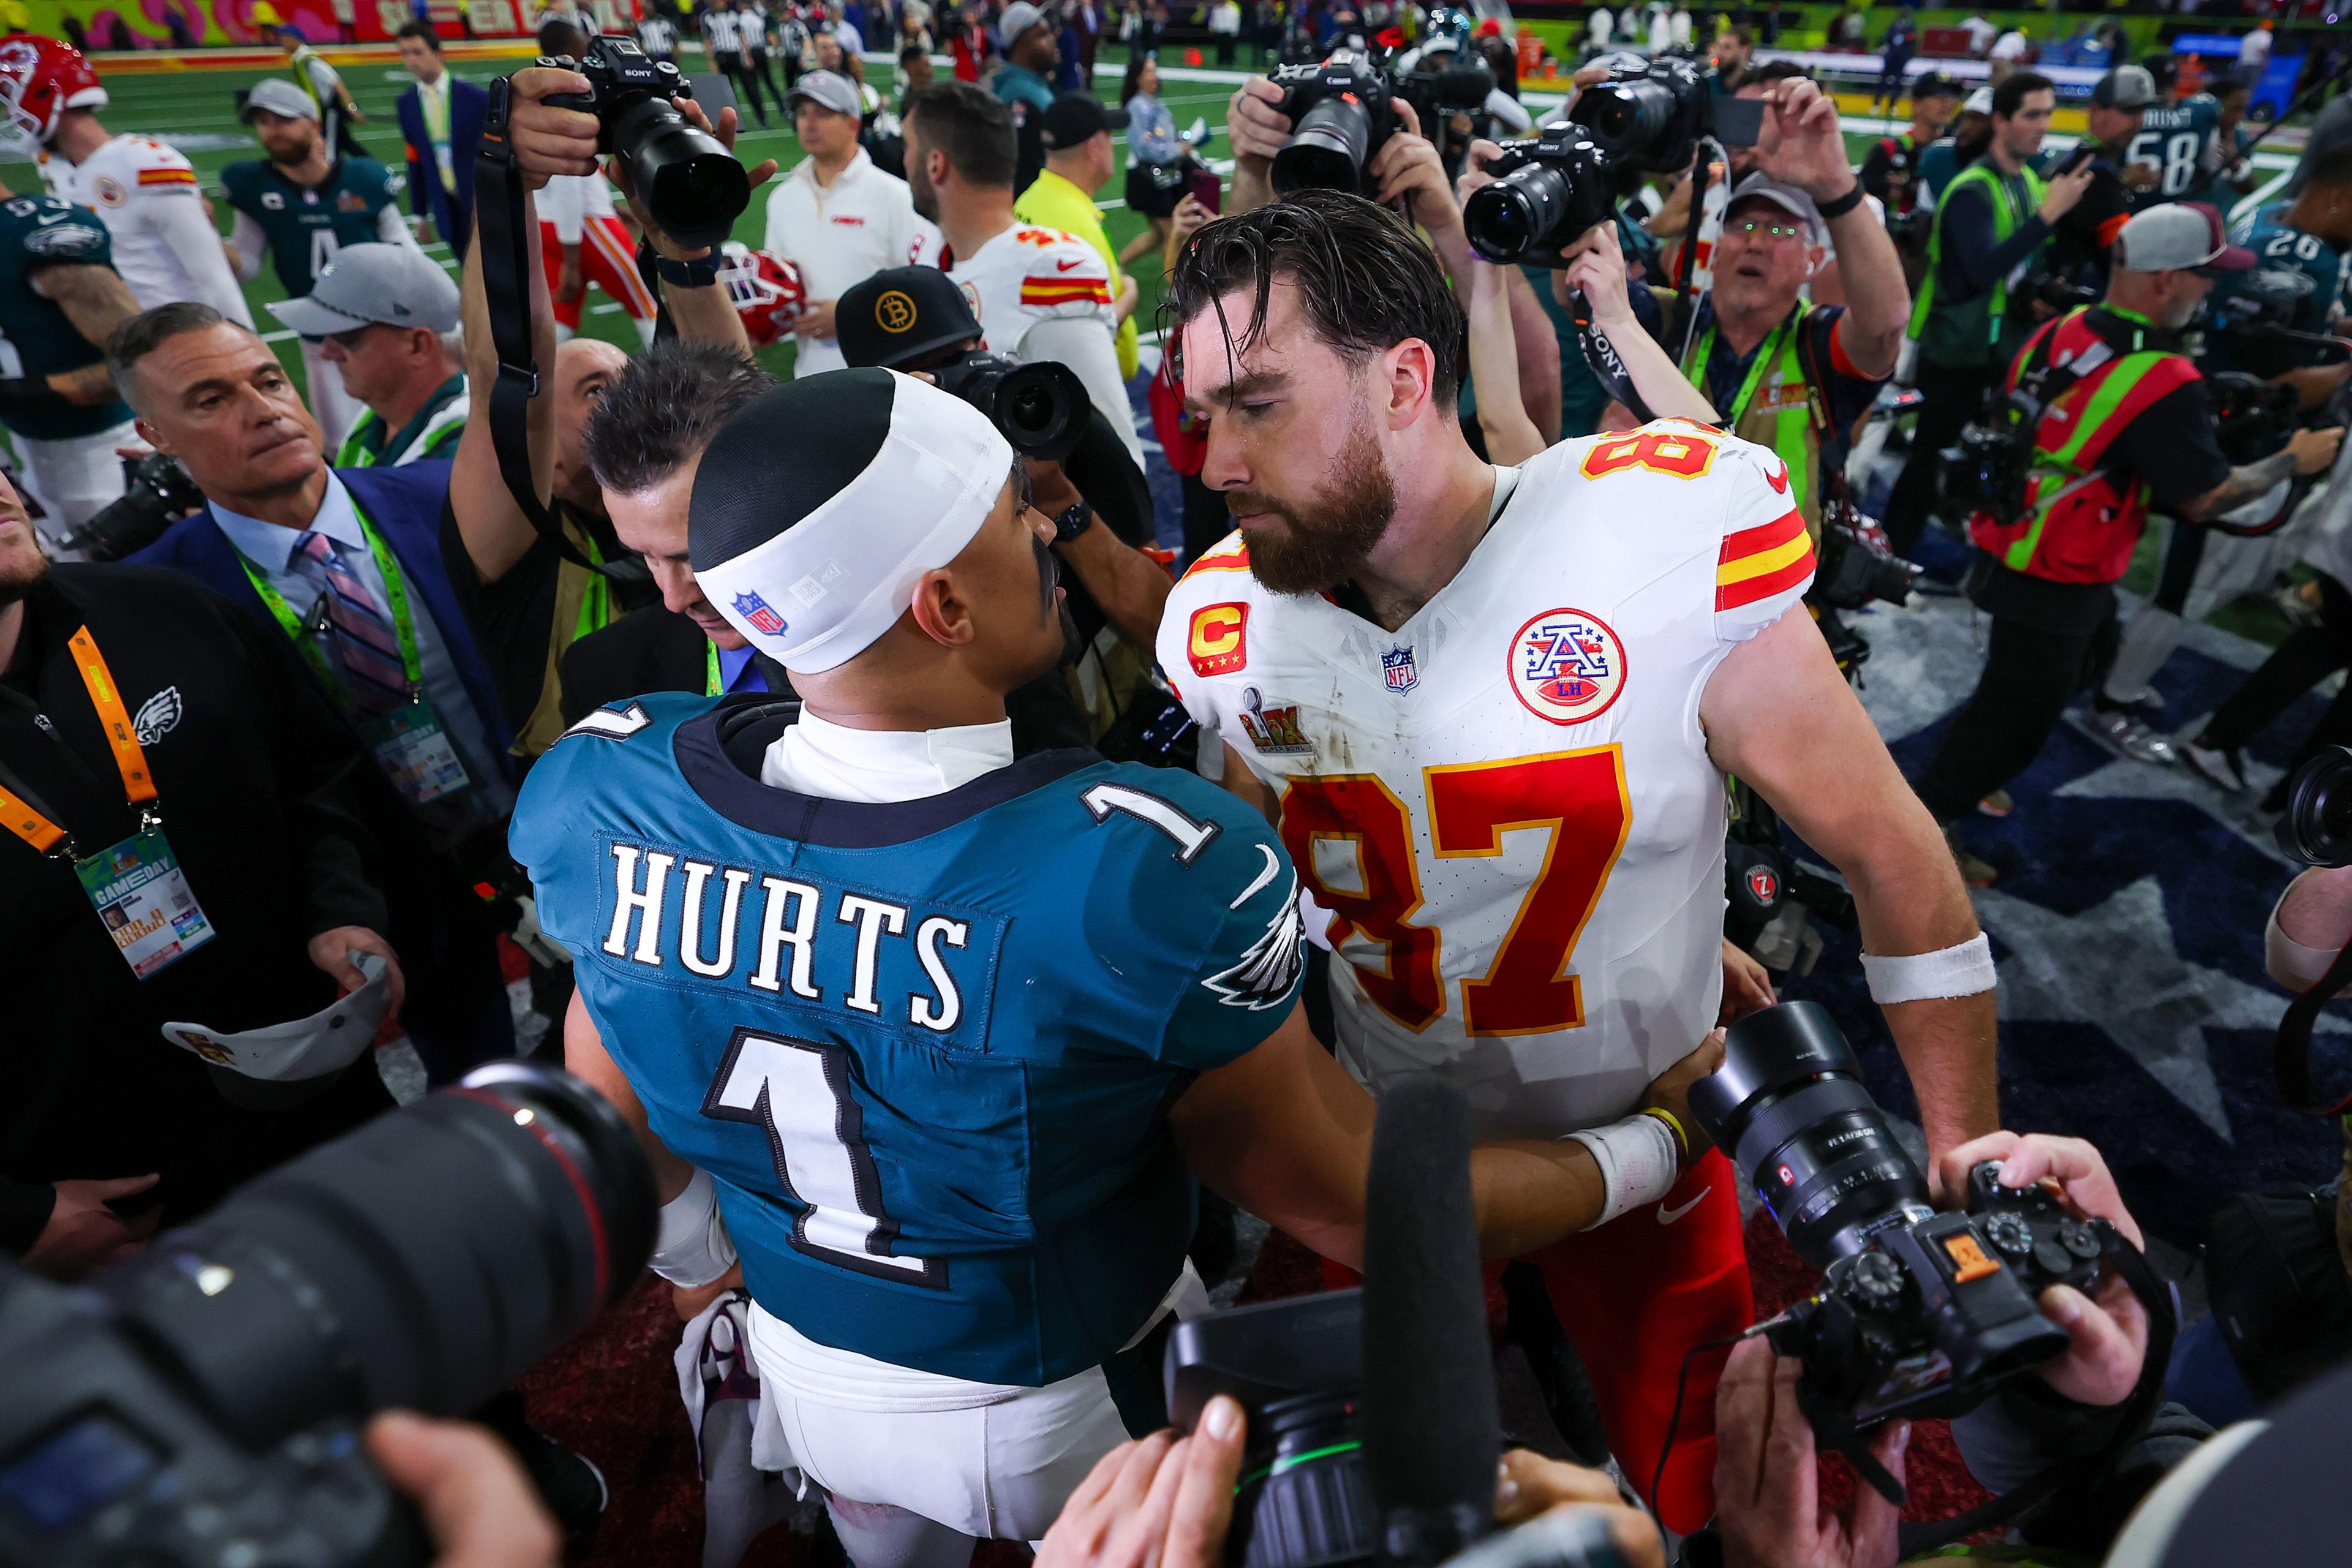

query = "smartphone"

[
  {"left": 1185, "top": 165, "right": 1223, "bottom": 215},
  {"left": 2056, "top": 143, "right": 2096, "bottom": 176},
  {"left": 1711, "top": 96, "right": 1766, "bottom": 150}
]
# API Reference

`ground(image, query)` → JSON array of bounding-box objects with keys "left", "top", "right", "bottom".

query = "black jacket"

[
  {"left": 559, "top": 606, "right": 1094, "bottom": 755},
  {"left": 0, "top": 565, "right": 394, "bottom": 1253}
]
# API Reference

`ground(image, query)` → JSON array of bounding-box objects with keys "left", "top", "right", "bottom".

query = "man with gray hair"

[{"left": 266, "top": 243, "right": 470, "bottom": 469}]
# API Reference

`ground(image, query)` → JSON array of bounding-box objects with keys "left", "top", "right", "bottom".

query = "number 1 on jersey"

[{"left": 1280, "top": 747, "right": 1630, "bottom": 1037}]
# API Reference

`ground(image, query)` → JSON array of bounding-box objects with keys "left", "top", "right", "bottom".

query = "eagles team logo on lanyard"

[{"left": 1509, "top": 608, "right": 1628, "bottom": 725}]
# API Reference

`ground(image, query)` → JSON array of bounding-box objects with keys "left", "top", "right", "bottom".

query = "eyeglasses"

[
  {"left": 1727, "top": 217, "right": 1807, "bottom": 241},
  {"left": 311, "top": 324, "right": 384, "bottom": 351}
]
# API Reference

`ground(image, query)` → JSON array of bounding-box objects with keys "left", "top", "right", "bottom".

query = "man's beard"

[
  {"left": 0, "top": 546, "right": 48, "bottom": 611},
  {"left": 266, "top": 140, "right": 315, "bottom": 166},
  {"left": 1229, "top": 420, "right": 1396, "bottom": 597}
]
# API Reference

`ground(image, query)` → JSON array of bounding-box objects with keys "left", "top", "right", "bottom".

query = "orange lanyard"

[{"left": 0, "top": 625, "right": 157, "bottom": 856}]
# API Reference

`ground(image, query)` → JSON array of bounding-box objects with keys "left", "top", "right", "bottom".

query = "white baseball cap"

[
  {"left": 998, "top": 1, "right": 1047, "bottom": 48},
  {"left": 2113, "top": 203, "right": 2256, "bottom": 275}
]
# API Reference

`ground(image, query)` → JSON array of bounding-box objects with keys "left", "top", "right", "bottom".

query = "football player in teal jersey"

[
  {"left": 2128, "top": 89, "right": 2226, "bottom": 208},
  {"left": 221, "top": 77, "right": 421, "bottom": 450},
  {"left": 514, "top": 368, "right": 1714, "bottom": 1567},
  {"left": 2206, "top": 143, "right": 2352, "bottom": 403},
  {"left": 2183, "top": 77, "right": 2261, "bottom": 216},
  {"left": 0, "top": 184, "right": 142, "bottom": 545}
]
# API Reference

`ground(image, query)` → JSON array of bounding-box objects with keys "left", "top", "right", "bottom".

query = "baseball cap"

[
  {"left": 265, "top": 243, "right": 462, "bottom": 336},
  {"left": 2090, "top": 64, "right": 2157, "bottom": 111},
  {"left": 1962, "top": 86, "right": 1994, "bottom": 117},
  {"left": 1040, "top": 91, "right": 1128, "bottom": 150},
  {"left": 997, "top": 0, "right": 1047, "bottom": 48},
  {"left": 1912, "top": 72, "right": 1962, "bottom": 100},
  {"left": 790, "top": 69, "right": 862, "bottom": 118},
  {"left": 691, "top": 369, "right": 1013, "bottom": 674},
  {"left": 837, "top": 265, "right": 982, "bottom": 370},
  {"left": 2113, "top": 202, "right": 2255, "bottom": 274},
  {"left": 240, "top": 75, "right": 318, "bottom": 123},
  {"left": 1726, "top": 172, "right": 1826, "bottom": 246}
]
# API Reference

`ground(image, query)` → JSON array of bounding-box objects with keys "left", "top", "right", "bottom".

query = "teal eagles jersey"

[
  {"left": 219, "top": 156, "right": 402, "bottom": 297},
  {"left": 0, "top": 195, "right": 132, "bottom": 441},
  {"left": 512, "top": 694, "right": 1308, "bottom": 1387},
  {"left": 2127, "top": 94, "right": 2222, "bottom": 205},
  {"left": 2215, "top": 203, "right": 2348, "bottom": 341}
]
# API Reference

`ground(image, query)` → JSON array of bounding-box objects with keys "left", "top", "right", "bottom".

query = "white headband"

[{"left": 696, "top": 369, "right": 1015, "bottom": 674}]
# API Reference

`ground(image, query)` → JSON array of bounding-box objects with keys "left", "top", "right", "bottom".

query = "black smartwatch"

[
  {"left": 1050, "top": 500, "right": 1095, "bottom": 545},
  {"left": 655, "top": 254, "right": 719, "bottom": 288},
  {"left": 1815, "top": 181, "right": 1866, "bottom": 221}
]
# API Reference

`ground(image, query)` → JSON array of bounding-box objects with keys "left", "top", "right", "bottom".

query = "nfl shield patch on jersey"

[
  {"left": 733, "top": 591, "right": 788, "bottom": 638},
  {"left": 1381, "top": 644, "right": 1417, "bottom": 692}
]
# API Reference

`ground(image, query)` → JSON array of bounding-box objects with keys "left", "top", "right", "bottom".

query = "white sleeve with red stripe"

[
  {"left": 538, "top": 175, "right": 585, "bottom": 246},
  {"left": 1011, "top": 227, "right": 1115, "bottom": 323},
  {"left": 1709, "top": 437, "right": 1816, "bottom": 646}
]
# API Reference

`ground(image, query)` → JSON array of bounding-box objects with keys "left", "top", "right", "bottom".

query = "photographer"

[
  {"left": 1676, "top": 77, "right": 1912, "bottom": 531},
  {"left": 1912, "top": 206, "right": 2345, "bottom": 886},
  {"left": 1857, "top": 72, "right": 1960, "bottom": 235},
  {"left": 266, "top": 244, "right": 469, "bottom": 470},
  {"left": 439, "top": 62, "right": 773, "bottom": 755},
  {"left": 2040, "top": 66, "right": 2158, "bottom": 298},
  {"left": 1882, "top": 72, "right": 2094, "bottom": 560}
]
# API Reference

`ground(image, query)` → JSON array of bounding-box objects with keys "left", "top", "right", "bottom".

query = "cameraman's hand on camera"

[
  {"left": 1933, "top": 1133, "right": 2149, "bottom": 1408},
  {"left": 607, "top": 94, "right": 779, "bottom": 261},
  {"left": 2038, "top": 160, "right": 2097, "bottom": 224},
  {"left": 1640, "top": 1030, "right": 1727, "bottom": 1169},
  {"left": 1036, "top": 1396, "right": 1247, "bottom": 1568},
  {"left": 1226, "top": 75, "right": 1288, "bottom": 214},
  {"left": 1555, "top": 222, "right": 1642, "bottom": 334},
  {"left": 1454, "top": 136, "right": 1507, "bottom": 202},
  {"left": 2288, "top": 424, "right": 2346, "bottom": 476},
  {"left": 1370, "top": 99, "right": 1461, "bottom": 243},
  {"left": 365, "top": 1412, "right": 561, "bottom": 1568},
  {"left": 1716, "top": 1337, "right": 1907, "bottom": 1568},
  {"left": 503, "top": 66, "right": 603, "bottom": 191},
  {"left": 23, "top": 1174, "right": 161, "bottom": 1279},
  {"left": 1752, "top": 78, "right": 1857, "bottom": 203}
]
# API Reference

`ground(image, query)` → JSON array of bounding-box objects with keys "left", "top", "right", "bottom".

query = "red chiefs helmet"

[
  {"left": 717, "top": 242, "right": 807, "bottom": 348},
  {"left": 0, "top": 36, "right": 106, "bottom": 151}
]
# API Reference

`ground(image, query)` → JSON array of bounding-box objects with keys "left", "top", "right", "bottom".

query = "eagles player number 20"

[{"left": 1280, "top": 746, "right": 1631, "bottom": 1035}]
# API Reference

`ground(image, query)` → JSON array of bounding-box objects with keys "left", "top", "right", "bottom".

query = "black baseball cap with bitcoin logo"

[{"left": 837, "top": 266, "right": 984, "bottom": 371}]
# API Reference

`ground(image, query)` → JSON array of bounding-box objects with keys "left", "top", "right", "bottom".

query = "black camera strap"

[
  {"left": 473, "top": 76, "right": 620, "bottom": 578},
  {"left": 2272, "top": 937, "right": 2352, "bottom": 1116},
  {"left": 1565, "top": 282, "right": 1654, "bottom": 426}
]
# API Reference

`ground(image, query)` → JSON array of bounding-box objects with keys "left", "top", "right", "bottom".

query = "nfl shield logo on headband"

[{"left": 733, "top": 591, "right": 789, "bottom": 638}]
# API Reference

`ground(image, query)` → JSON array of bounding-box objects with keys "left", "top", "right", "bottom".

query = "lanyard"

[
  {"left": 0, "top": 625, "right": 159, "bottom": 856},
  {"left": 235, "top": 505, "right": 426, "bottom": 697},
  {"left": 706, "top": 638, "right": 722, "bottom": 697},
  {"left": 1691, "top": 307, "right": 1800, "bottom": 429}
]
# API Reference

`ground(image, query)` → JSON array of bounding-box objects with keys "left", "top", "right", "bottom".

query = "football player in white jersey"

[
  {"left": 1156, "top": 190, "right": 1998, "bottom": 1534},
  {"left": 900, "top": 79, "right": 1144, "bottom": 469},
  {"left": 0, "top": 37, "right": 255, "bottom": 332}
]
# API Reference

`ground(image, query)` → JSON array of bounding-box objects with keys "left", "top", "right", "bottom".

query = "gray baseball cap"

[
  {"left": 2091, "top": 65, "right": 2158, "bottom": 111},
  {"left": 1726, "top": 172, "right": 1827, "bottom": 247},
  {"left": 240, "top": 76, "right": 320, "bottom": 124},
  {"left": 266, "top": 243, "right": 461, "bottom": 337},
  {"left": 997, "top": 1, "right": 1047, "bottom": 48},
  {"left": 2113, "top": 202, "right": 2256, "bottom": 274},
  {"left": 790, "top": 69, "right": 862, "bottom": 117}
]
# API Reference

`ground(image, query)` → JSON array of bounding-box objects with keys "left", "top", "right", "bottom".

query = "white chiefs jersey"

[
  {"left": 42, "top": 135, "right": 251, "bottom": 327},
  {"left": 1159, "top": 423, "right": 1816, "bottom": 1139},
  {"left": 948, "top": 221, "right": 1114, "bottom": 352}
]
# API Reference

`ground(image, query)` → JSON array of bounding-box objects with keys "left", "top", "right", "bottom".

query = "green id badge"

[
  {"left": 75, "top": 826, "right": 218, "bottom": 979},
  {"left": 367, "top": 696, "right": 472, "bottom": 806}
]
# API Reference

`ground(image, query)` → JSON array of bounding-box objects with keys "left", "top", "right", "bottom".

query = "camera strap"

[
  {"left": 2272, "top": 937, "right": 2352, "bottom": 1115},
  {"left": 1888, "top": 1221, "right": 2177, "bottom": 1559},
  {"left": 1565, "top": 282, "right": 1654, "bottom": 425},
  {"left": 472, "top": 77, "right": 618, "bottom": 578}
]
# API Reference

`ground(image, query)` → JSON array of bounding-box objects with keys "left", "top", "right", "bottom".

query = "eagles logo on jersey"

[
  {"left": 0, "top": 192, "right": 131, "bottom": 442},
  {"left": 219, "top": 154, "right": 401, "bottom": 298}
]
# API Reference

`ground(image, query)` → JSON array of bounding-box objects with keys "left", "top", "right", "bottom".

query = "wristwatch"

[
  {"left": 655, "top": 254, "right": 718, "bottom": 288},
  {"left": 1050, "top": 500, "right": 1095, "bottom": 545}
]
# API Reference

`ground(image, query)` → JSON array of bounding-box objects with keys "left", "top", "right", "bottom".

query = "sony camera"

[
  {"left": 540, "top": 34, "right": 748, "bottom": 249},
  {"left": 1691, "top": 1004, "right": 2114, "bottom": 1491},
  {"left": 1812, "top": 499, "right": 1918, "bottom": 611},
  {"left": 0, "top": 1062, "right": 655, "bottom": 1568},
  {"left": 1268, "top": 51, "right": 1400, "bottom": 196},
  {"left": 58, "top": 451, "right": 205, "bottom": 561},
  {"left": 932, "top": 350, "right": 1089, "bottom": 461},
  {"left": 1466, "top": 56, "right": 1761, "bottom": 264}
]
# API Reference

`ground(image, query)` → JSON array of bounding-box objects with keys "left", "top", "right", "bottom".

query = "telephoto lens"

[
  {"left": 611, "top": 94, "right": 750, "bottom": 250},
  {"left": 1275, "top": 93, "right": 1374, "bottom": 194},
  {"left": 933, "top": 351, "right": 1090, "bottom": 461},
  {"left": 2275, "top": 745, "right": 2352, "bottom": 867},
  {"left": 1687, "top": 1001, "right": 1931, "bottom": 1264}
]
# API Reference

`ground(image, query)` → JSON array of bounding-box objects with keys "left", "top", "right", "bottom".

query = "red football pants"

[
  {"left": 540, "top": 215, "right": 658, "bottom": 329},
  {"left": 1325, "top": 1150, "right": 1751, "bottom": 1535}
]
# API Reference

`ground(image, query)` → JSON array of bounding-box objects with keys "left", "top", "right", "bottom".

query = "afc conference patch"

[
  {"left": 1509, "top": 608, "right": 1626, "bottom": 725},
  {"left": 732, "top": 590, "right": 788, "bottom": 638},
  {"left": 1381, "top": 644, "right": 1418, "bottom": 693}
]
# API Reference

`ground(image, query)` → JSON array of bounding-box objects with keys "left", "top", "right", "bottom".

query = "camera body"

[
  {"left": 1692, "top": 1005, "right": 2104, "bottom": 1462},
  {"left": 2204, "top": 370, "right": 2302, "bottom": 466},
  {"left": 1568, "top": 55, "right": 1722, "bottom": 177},
  {"left": 1461, "top": 126, "right": 1619, "bottom": 266},
  {"left": 930, "top": 350, "right": 1089, "bottom": 461},
  {"left": 60, "top": 451, "right": 205, "bottom": 561},
  {"left": 538, "top": 36, "right": 748, "bottom": 249},
  {"left": 0, "top": 1063, "right": 654, "bottom": 1568},
  {"left": 1268, "top": 53, "right": 1400, "bottom": 196},
  {"left": 1811, "top": 500, "right": 1917, "bottom": 611}
]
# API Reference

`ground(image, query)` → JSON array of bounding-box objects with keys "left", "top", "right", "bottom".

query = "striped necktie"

[{"left": 296, "top": 529, "right": 410, "bottom": 717}]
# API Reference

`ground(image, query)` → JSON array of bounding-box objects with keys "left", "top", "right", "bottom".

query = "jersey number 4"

[
  {"left": 703, "top": 1027, "right": 946, "bottom": 1287},
  {"left": 1280, "top": 747, "right": 1630, "bottom": 1036}
]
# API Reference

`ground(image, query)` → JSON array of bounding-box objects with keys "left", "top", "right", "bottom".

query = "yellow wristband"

[{"left": 1642, "top": 1106, "right": 1690, "bottom": 1158}]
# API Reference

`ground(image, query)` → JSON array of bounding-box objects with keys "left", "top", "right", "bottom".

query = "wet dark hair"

[
  {"left": 1162, "top": 189, "right": 1465, "bottom": 409},
  {"left": 585, "top": 340, "right": 776, "bottom": 496}
]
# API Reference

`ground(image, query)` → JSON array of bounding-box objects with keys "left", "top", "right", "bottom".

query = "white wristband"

[
  {"left": 2267, "top": 905, "right": 2350, "bottom": 995},
  {"left": 650, "top": 1167, "right": 739, "bottom": 1287},
  {"left": 1565, "top": 1114, "right": 1682, "bottom": 1229},
  {"left": 1861, "top": 933, "right": 1997, "bottom": 1005}
]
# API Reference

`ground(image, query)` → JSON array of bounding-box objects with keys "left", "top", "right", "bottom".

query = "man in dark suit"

[{"left": 394, "top": 21, "right": 488, "bottom": 257}]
